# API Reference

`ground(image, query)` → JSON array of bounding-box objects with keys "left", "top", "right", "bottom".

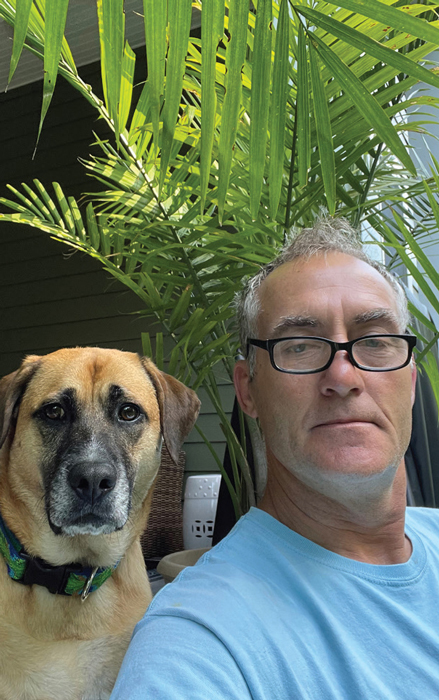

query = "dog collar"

[{"left": 0, "top": 511, "right": 118, "bottom": 601}]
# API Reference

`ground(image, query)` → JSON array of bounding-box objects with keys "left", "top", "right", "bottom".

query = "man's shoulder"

[
  {"left": 149, "top": 510, "right": 269, "bottom": 605},
  {"left": 143, "top": 507, "right": 289, "bottom": 630},
  {"left": 406, "top": 506, "right": 439, "bottom": 541},
  {"left": 406, "top": 505, "right": 439, "bottom": 523}
]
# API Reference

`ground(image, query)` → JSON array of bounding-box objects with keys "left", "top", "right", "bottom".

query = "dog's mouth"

[
  {"left": 49, "top": 511, "right": 127, "bottom": 537},
  {"left": 47, "top": 465, "right": 132, "bottom": 537}
]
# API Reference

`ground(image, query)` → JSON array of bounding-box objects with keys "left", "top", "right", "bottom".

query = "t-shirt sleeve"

[{"left": 109, "top": 613, "right": 252, "bottom": 700}]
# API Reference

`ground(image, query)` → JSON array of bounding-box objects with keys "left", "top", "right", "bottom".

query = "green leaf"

[
  {"left": 168, "top": 343, "right": 184, "bottom": 377},
  {"left": 142, "top": 0, "right": 167, "bottom": 150},
  {"left": 5, "top": 183, "right": 47, "bottom": 219},
  {"left": 141, "top": 332, "right": 153, "bottom": 358},
  {"left": 119, "top": 41, "right": 136, "bottom": 135},
  {"left": 86, "top": 203, "right": 101, "bottom": 250},
  {"left": 191, "top": 334, "right": 231, "bottom": 363},
  {"left": 298, "top": 7, "right": 439, "bottom": 94},
  {"left": 200, "top": 0, "right": 223, "bottom": 211},
  {"left": 128, "top": 80, "right": 152, "bottom": 157},
  {"left": 139, "top": 272, "right": 164, "bottom": 311},
  {"left": 269, "top": 0, "right": 289, "bottom": 218},
  {"left": 214, "top": 0, "right": 225, "bottom": 39},
  {"left": 52, "top": 182, "right": 76, "bottom": 235},
  {"left": 309, "top": 42, "right": 336, "bottom": 214},
  {"left": 159, "top": 0, "right": 193, "bottom": 191},
  {"left": 98, "top": 216, "right": 111, "bottom": 256},
  {"left": 388, "top": 214, "right": 439, "bottom": 315},
  {"left": 155, "top": 332, "right": 164, "bottom": 370},
  {"left": 37, "top": 0, "right": 70, "bottom": 147},
  {"left": 32, "top": 179, "right": 61, "bottom": 224},
  {"left": 296, "top": 21, "right": 311, "bottom": 189},
  {"left": 68, "top": 197, "right": 86, "bottom": 241},
  {"left": 8, "top": 0, "right": 33, "bottom": 84},
  {"left": 331, "top": 0, "right": 439, "bottom": 46},
  {"left": 20, "top": 182, "right": 54, "bottom": 221},
  {"left": 249, "top": 0, "right": 272, "bottom": 220},
  {"left": 112, "top": 228, "right": 125, "bottom": 267},
  {"left": 97, "top": 0, "right": 125, "bottom": 142},
  {"left": 312, "top": 33, "right": 416, "bottom": 176},
  {"left": 423, "top": 178, "right": 439, "bottom": 235},
  {"left": 217, "top": 0, "right": 248, "bottom": 222},
  {"left": 168, "top": 285, "right": 193, "bottom": 331}
]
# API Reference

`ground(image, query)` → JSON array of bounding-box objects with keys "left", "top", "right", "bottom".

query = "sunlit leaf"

[
  {"left": 36, "top": 0, "right": 70, "bottom": 146},
  {"left": 119, "top": 41, "right": 136, "bottom": 135},
  {"left": 159, "top": 0, "right": 192, "bottom": 191},
  {"left": 8, "top": 0, "right": 33, "bottom": 84},
  {"left": 296, "top": 21, "right": 310, "bottom": 189},
  {"left": 97, "top": 0, "right": 125, "bottom": 141},
  {"left": 309, "top": 42, "right": 336, "bottom": 214},
  {"left": 299, "top": 7, "right": 439, "bottom": 94},
  {"left": 143, "top": 0, "right": 167, "bottom": 149},
  {"left": 249, "top": 0, "right": 272, "bottom": 219},
  {"left": 269, "top": 0, "right": 289, "bottom": 219},
  {"left": 312, "top": 33, "right": 416, "bottom": 175},
  {"left": 217, "top": 0, "right": 248, "bottom": 222},
  {"left": 200, "top": 0, "right": 224, "bottom": 211},
  {"left": 333, "top": 0, "right": 439, "bottom": 46}
]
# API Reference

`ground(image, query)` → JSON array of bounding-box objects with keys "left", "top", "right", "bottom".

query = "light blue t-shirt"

[{"left": 111, "top": 507, "right": 439, "bottom": 699}]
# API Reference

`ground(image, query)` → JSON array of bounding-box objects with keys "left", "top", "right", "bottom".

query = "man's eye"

[
  {"left": 118, "top": 404, "right": 141, "bottom": 422},
  {"left": 282, "top": 341, "right": 317, "bottom": 354},
  {"left": 363, "top": 338, "right": 385, "bottom": 348},
  {"left": 44, "top": 404, "right": 65, "bottom": 421}
]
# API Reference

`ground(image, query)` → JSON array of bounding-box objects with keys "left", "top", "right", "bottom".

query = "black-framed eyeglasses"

[{"left": 247, "top": 335, "right": 417, "bottom": 374}]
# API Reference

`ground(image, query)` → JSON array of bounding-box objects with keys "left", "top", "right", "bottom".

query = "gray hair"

[{"left": 236, "top": 218, "right": 410, "bottom": 376}]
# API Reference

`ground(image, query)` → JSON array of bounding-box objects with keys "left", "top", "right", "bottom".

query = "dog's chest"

[
  {"left": 0, "top": 546, "right": 151, "bottom": 700},
  {"left": 0, "top": 621, "right": 128, "bottom": 700}
]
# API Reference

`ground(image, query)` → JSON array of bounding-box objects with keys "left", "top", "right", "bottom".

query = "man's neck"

[{"left": 258, "top": 456, "right": 411, "bottom": 565}]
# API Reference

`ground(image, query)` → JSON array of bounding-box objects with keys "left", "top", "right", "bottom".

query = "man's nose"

[{"left": 318, "top": 350, "right": 364, "bottom": 397}]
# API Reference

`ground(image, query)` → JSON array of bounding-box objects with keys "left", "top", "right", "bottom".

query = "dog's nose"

[{"left": 68, "top": 462, "right": 117, "bottom": 504}]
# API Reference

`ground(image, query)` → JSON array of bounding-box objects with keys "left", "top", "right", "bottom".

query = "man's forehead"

[{"left": 256, "top": 252, "right": 400, "bottom": 334}]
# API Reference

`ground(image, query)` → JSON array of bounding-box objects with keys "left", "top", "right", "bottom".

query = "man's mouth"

[{"left": 313, "top": 418, "right": 376, "bottom": 428}]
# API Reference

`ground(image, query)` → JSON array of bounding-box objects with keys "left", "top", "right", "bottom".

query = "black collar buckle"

[{"left": 20, "top": 552, "right": 82, "bottom": 595}]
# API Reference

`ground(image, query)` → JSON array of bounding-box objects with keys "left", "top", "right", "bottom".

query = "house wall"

[{"left": 0, "top": 59, "right": 231, "bottom": 481}]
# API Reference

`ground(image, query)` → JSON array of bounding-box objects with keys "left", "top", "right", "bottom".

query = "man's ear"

[
  {"left": 140, "top": 357, "right": 201, "bottom": 466},
  {"left": 234, "top": 360, "right": 258, "bottom": 419},
  {"left": 0, "top": 356, "right": 41, "bottom": 450}
]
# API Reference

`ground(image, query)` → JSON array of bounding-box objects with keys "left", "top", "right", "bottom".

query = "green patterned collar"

[{"left": 0, "top": 511, "right": 118, "bottom": 600}]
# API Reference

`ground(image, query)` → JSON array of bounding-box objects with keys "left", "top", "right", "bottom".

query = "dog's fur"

[{"left": 0, "top": 347, "right": 200, "bottom": 700}]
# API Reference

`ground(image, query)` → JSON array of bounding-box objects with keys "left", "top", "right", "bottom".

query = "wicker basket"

[{"left": 140, "top": 446, "right": 185, "bottom": 560}]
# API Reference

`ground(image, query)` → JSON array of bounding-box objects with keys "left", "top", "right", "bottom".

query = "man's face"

[{"left": 234, "top": 253, "right": 416, "bottom": 495}]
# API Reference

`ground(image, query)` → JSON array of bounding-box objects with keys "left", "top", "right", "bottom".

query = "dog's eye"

[
  {"left": 118, "top": 404, "right": 141, "bottom": 422},
  {"left": 44, "top": 403, "right": 65, "bottom": 421}
]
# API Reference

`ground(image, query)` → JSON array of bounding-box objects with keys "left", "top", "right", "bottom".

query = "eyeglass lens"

[{"left": 273, "top": 336, "right": 410, "bottom": 372}]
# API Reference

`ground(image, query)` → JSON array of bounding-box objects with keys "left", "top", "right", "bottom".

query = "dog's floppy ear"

[
  {"left": 140, "top": 357, "right": 201, "bottom": 466},
  {"left": 0, "top": 355, "right": 41, "bottom": 449}
]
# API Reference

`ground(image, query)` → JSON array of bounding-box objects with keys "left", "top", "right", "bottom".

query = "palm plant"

[{"left": 1, "top": 0, "right": 439, "bottom": 517}]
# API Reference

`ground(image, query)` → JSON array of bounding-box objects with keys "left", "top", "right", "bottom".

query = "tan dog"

[{"left": 0, "top": 347, "right": 200, "bottom": 700}]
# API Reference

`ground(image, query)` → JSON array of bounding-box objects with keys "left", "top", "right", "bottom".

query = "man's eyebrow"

[
  {"left": 270, "top": 315, "right": 320, "bottom": 336},
  {"left": 353, "top": 309, "right": 401, "bottom": 327},
  {"left": 268, "top": 309, "right": 401, "bottom": 338}
]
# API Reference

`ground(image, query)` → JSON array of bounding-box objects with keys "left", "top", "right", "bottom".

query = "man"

[{"left": 110, "top": 219, "right": 439, "bottom": 699}]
